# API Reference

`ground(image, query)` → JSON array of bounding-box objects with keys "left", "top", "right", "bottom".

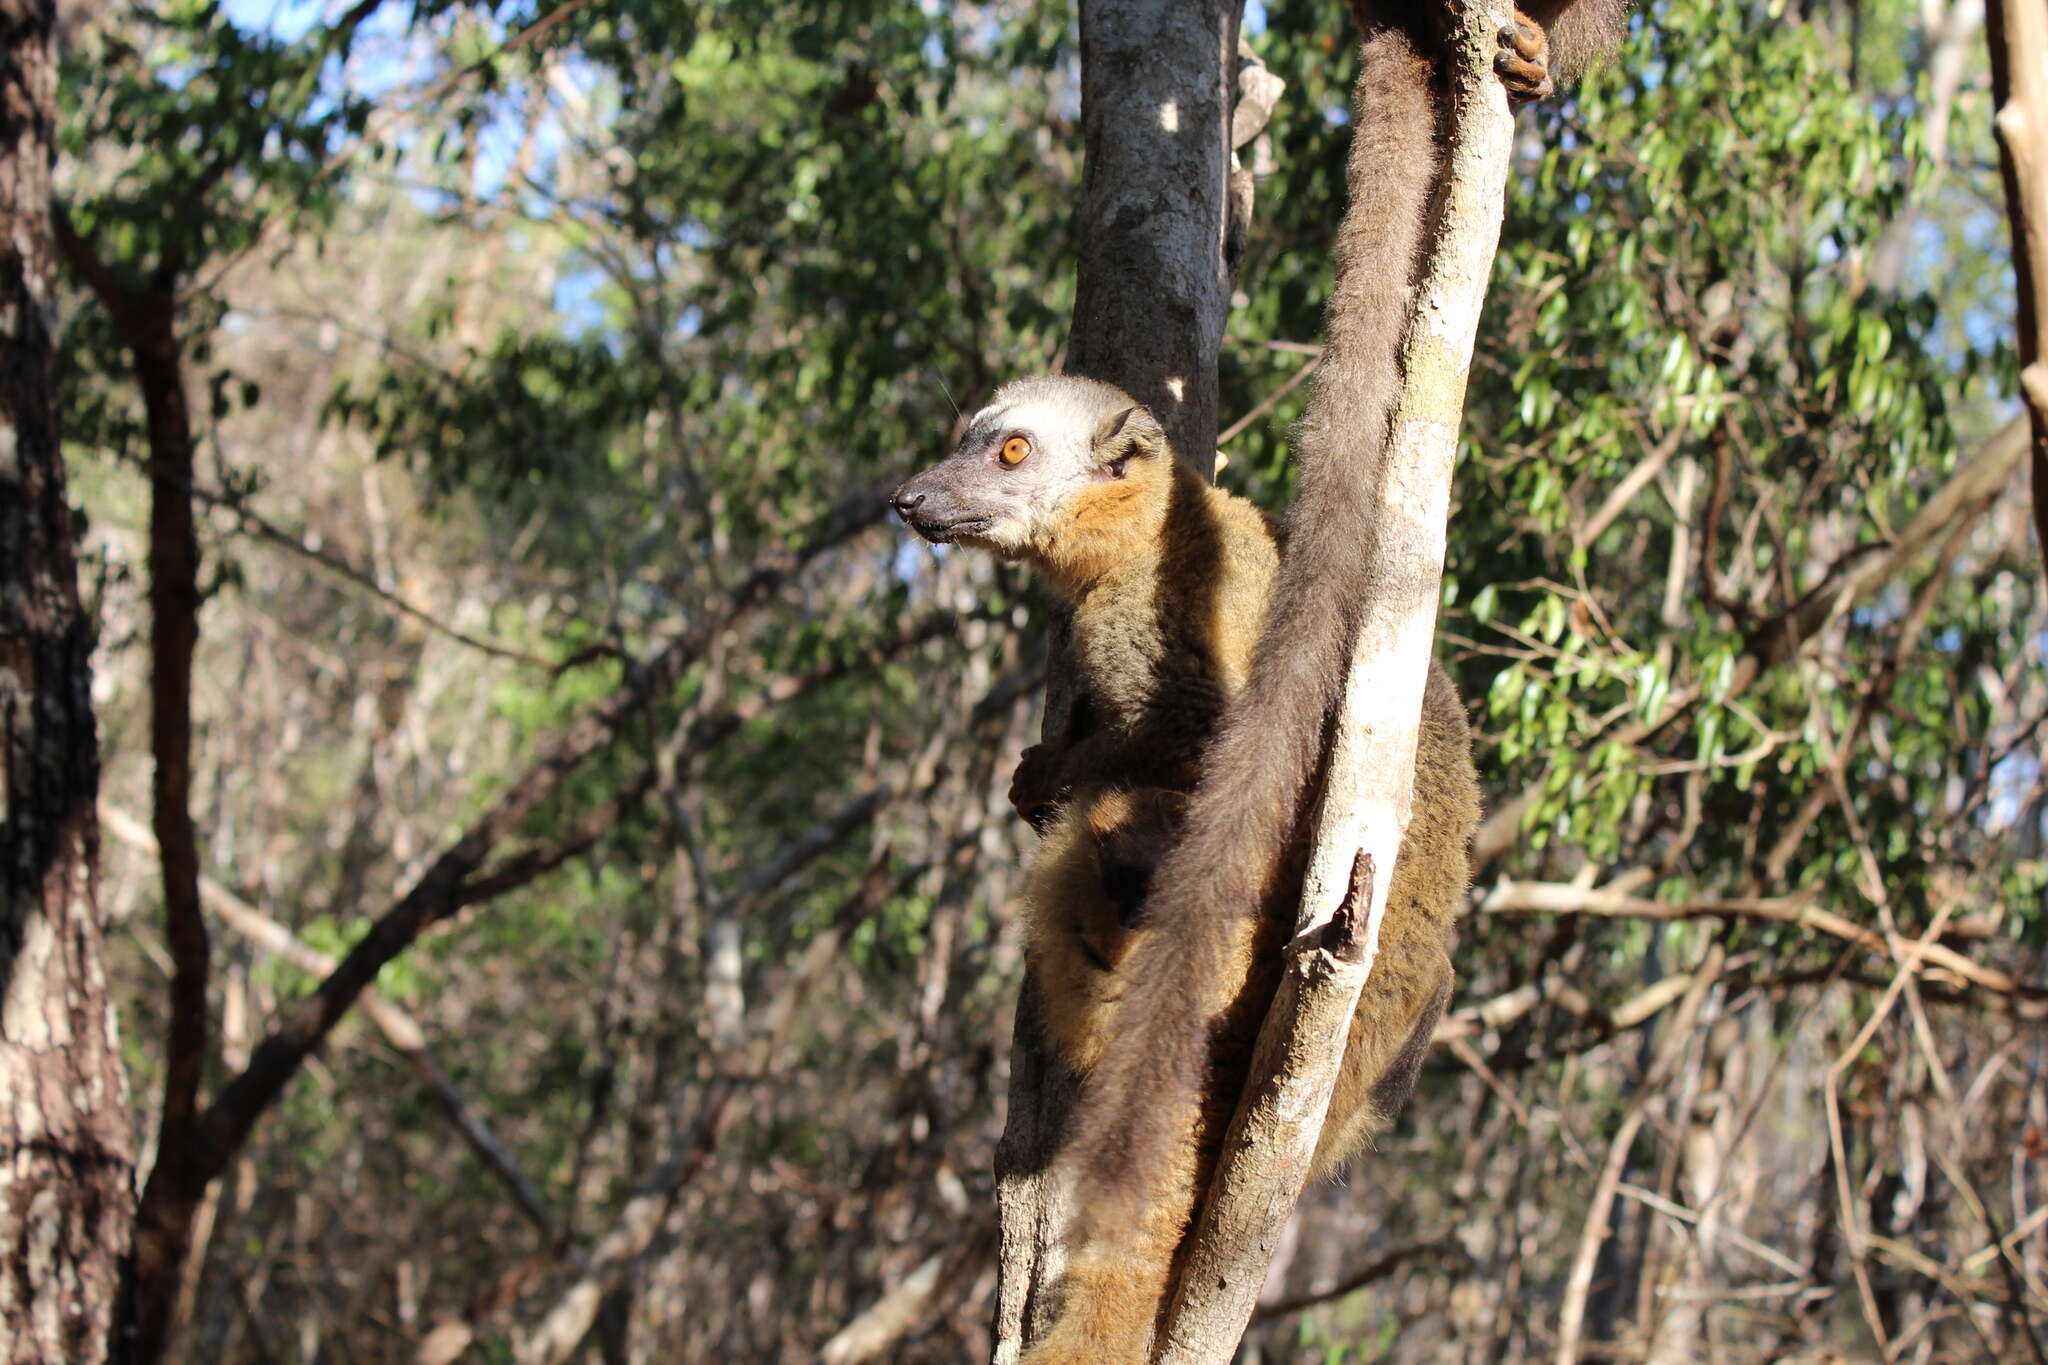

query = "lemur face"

[{"left": 890, "top": 376, "right": 1163, "bottom": 561}]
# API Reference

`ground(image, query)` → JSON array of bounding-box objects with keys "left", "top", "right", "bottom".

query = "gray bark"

[
  {"left": 1063, "top": 0, "right": 1248, "bottom": 476},
  {"left": 0, "top": 2, "right": 139, "bottom": 1359}
]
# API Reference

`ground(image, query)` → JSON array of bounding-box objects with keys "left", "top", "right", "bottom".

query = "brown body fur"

[
  {"left": 1026, "top": 671, "right": 1476, "bottom": 1365},
  {"left": 1026, "top": 6, "right": 1632, "bottom": 1362},
  {"left": 1011, "top": 443, "right": 1282, "bottom": 818}
]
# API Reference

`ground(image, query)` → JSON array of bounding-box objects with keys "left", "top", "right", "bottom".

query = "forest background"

[{"left": 22, "top": 0, "right": 2048, "bottom": 1360}]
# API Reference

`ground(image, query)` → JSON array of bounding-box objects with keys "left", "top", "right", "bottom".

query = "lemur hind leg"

[{"left": 1018, "top": 1131, "right": 1202, "bottom": 1365}]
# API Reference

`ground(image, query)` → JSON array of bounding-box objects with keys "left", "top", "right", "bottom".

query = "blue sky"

[{"left": 221, "top": 0, "right": 323, "bottom": 41}]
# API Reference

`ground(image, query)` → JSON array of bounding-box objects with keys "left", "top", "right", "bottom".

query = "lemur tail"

[{"left": 1060, "top": 5, "right": 1447, "bottom": 1237}]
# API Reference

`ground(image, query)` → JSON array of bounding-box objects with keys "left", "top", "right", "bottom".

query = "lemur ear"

[{"left": 1095, "top": 404, "right": 1164, "bottom": 451}]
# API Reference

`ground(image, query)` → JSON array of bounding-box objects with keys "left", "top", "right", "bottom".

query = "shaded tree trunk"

[
  {"left": 53, "top": 210, "right": 210, "bottom": 1365},
  {"left": 0, "top": 1, "right": 139, "bottom": 1360},
  {"left": 991, "top": 0, "right": 1248, "bottom": 1357},
  {"left": 1064, "top": 0, "right": 1248, "bottom": 477},
  {"left": 116, "top": 304, "right": 206, "bottom": 1365}
]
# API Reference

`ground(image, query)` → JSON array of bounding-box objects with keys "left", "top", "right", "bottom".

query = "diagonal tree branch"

[
  {"left": 819, "top": 1225, "right": 1000, "bottom": 1365},
  {"left": 98, "top": 802, "right": 561, "bottom": 1243},
  {"left": 510, "top": 1080, "right": 743, "bottom": 1365},
  {"left": 98, "top": 490, "right": 893, "bottom": 1352},
  {"left": 188, "top": 489, "right": 886, "bottom": 1185},
  {"left": 411, "top": 831, "right": 925, "bottom": 1365},
  {"left": 446, "top": 610, "right": 955, "bottom": 913}
]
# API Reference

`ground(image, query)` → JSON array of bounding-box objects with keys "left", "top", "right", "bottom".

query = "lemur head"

[{"left": 890, "top": 376, "right": 1173, "bottom": 583}]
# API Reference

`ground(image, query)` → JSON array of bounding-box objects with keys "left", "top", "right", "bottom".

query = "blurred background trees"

[{"left": 37, "top": 0, "right": 2048, "bottom": 1359}]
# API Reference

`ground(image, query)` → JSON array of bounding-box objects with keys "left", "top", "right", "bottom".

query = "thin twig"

[
  {"left": 1479, "top": 878, "right": 2044, "bottom": 1008},
  {"left": 186, "top": 0, "right": 602, "bottom": 299},
  {"left": 1249, "top": 1240, "right": 1454, "bottom": 1323},
  {"left": 205, "top": 488, "right": 558, "bottom": 668},
  {"left": 1217, "top": 352, "right": 1320, "bottom": 446},
  {"left": 1554, "top": 945, "right": 1723, "bottom": 1365},
  {"left": 1578, "top": 423, "right": 1687, "bottom": 548}
]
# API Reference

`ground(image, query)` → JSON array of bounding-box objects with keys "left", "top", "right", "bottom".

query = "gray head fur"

[{"left": 890, "top": 375, "right": 1165, "bottom": 559}]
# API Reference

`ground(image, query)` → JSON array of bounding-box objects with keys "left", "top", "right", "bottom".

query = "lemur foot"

[{"left": 1496, "top": 12, "right": 1554, "bottom": 104}]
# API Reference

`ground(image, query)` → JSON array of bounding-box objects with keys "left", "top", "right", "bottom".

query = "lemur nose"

[{"left": 890, "top": 489, "right": 925, "bottom": 518}]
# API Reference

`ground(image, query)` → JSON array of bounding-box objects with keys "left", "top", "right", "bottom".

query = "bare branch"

[
  {"left": 1477, "top": 878, "right": 2046, "bottom": 1009},
  {"left": 1249, "top": 1239, "right": 1452, "bottom": 1323},
  {"left": 202, "top": 488, "right": 556, "bottom": 668},
  {"left": 189, "top": 490, "right": 887, "bottom": 1191},
  {"left": 818, "top": 1226, "right": 997, "bottom": 1365},
  {"left": 511, "top": 1083, "right": 741, "bottom": 1365},
  {"left": 1577, "top": 422, "right": 1686, "bottom": 550},
  {"left": 98, "top": 803, "right": 560, "bottom": 1243}
]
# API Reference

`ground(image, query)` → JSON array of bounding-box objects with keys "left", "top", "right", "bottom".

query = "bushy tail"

[{"left": 1061, "top": 7, "right": 1447, "bottom": 1234}]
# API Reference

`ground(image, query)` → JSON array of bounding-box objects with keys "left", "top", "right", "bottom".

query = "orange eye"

[{"left": 999, "top": 436, "right": 1032, "bottom": 466}]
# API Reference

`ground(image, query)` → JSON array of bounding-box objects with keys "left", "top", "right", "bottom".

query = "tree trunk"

[
  {"left": 52, "top": 217, "right": 210, "bottom": 1365},
  {"left": 0, "top": 2, "right": 139, "bottom": 1361},
  {"left": 1063, "top": 0, "right": 1247, "bottom": 477},
  {"left": 991, "top": 0, "right": 1248, "bottom": 1357},
  {"left": 1987, "top": 0, "right": 2048, "bottom": 565},
  {"left": 124, "top": 299, "right": 209, "bottom": 1365}
]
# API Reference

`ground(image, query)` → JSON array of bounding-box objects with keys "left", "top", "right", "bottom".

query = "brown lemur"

[
  {"left": 894, "top": 376, "right": 1278, "bottom": 818},
  {"left": 892, "top": 371, "right": 1477, "bottom": 1363},
  {"left": 984, "top": 5, "right": 1627, "bottom": 1363},
  {"left": 892, "top": 375, "right": 1280, "bottom": 1076}
]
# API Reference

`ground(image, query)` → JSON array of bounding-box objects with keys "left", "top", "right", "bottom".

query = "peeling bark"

[{"left": 0, "top": 1, "right": 139, "bottom": 1360}]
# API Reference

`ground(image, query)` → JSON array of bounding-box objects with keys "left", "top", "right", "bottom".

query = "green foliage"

[
  {"left": 1227, "top": 2, "right": 2027, "bottom": 968},
  {"left": 350, "top": 7, "right": 1073, "bottom": 501},
  {"left": 59, "top": 0, "right": 371, "bottom": 275},
  {"left": 1450, "top": 2, "right": 2016, "bottom": 934}
]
